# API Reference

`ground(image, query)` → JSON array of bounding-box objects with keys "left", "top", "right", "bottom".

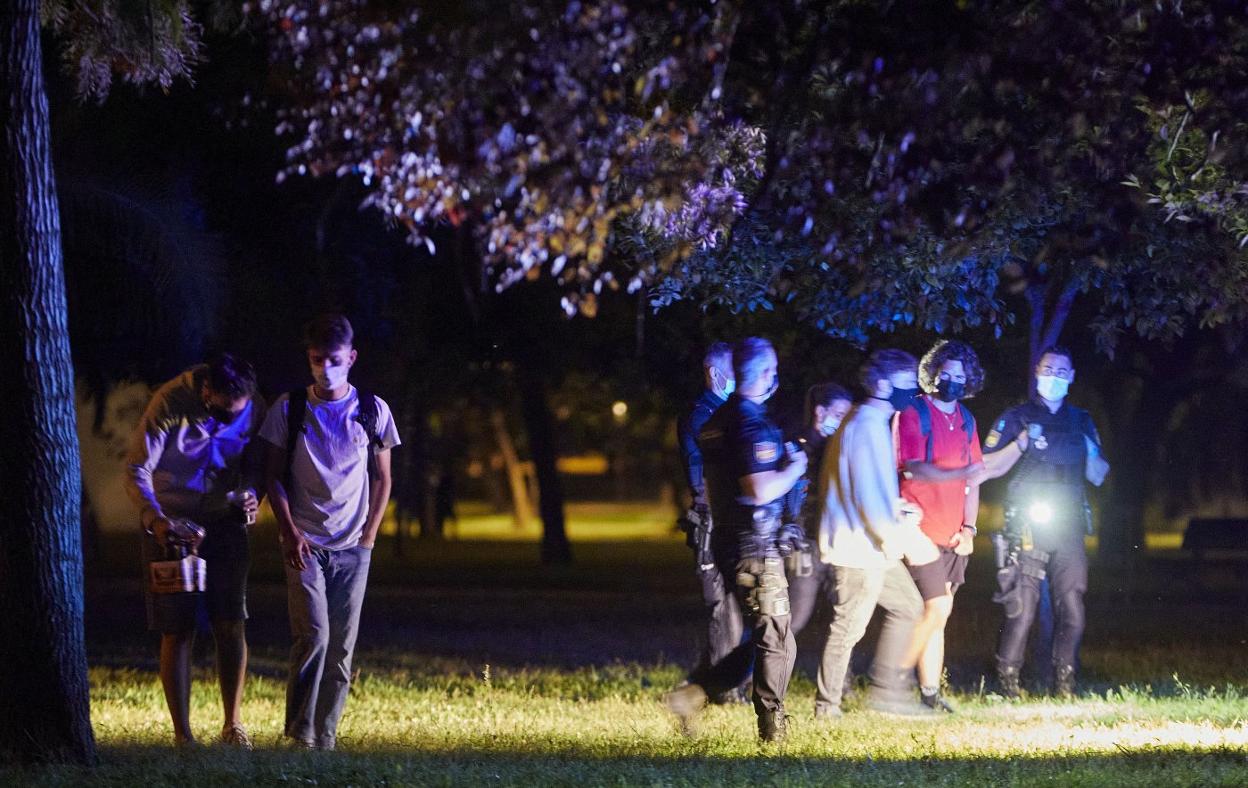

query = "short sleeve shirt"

[
  {"left": 983, "top": 398, "right": 1098, "bottom": 501},
  {"left": 897, "top": 396, "right": 982, "bottom": 545},
  {"left": 700, "top": 396, "right": 785, "bottom": 556},
  {"left": 259, "top": 385, "right": 401, "bottom": 550}
]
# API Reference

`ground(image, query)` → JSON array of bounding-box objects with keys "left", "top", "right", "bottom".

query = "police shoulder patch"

[
  {"left": 985, "top": 431, "right": 1001, "bottom": 449},
  {"left": 753, "top": 441, "right": 779, "bottom": 463}
]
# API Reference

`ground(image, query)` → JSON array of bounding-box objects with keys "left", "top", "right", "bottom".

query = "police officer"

[
  {"left": 665, "top": 337, "right": 808, "bottom": 742},
  {"left": 675, "top": 342, "right": 744, "bottom": 702},
  {"left": 980, "top": 345, "right": 1110, "bottom": 698}
]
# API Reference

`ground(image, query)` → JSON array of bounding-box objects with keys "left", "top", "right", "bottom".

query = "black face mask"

[
  {"left": 935, "top": 379, "right": 966, "bottom": 403},
  {"left": 887, "top": 386, "right": 919, "bottom": 412}
]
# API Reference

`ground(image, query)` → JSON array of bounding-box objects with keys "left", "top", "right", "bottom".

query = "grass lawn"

[{"left": 7, "top": 503, "right": 1248, "bottom": 785}]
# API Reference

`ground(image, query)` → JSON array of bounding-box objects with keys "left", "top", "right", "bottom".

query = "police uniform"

[
  {"left": 983, "top": 396, "right": 1102, "bottom": 680},
  {"left": 688, "top": 394, "right": 797, "bottom": 721},
  {"left": 675, "top": 389, "right": 743, "bottom": 679}
]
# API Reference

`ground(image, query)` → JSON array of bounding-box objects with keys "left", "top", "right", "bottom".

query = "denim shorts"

[{"left": 143, "top": 521, "right": 250, "bottom": 633}]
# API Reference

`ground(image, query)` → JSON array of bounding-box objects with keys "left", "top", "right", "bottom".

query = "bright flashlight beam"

[{"left": 1028, "top": 501, "right": 1054, "bottom": 525}]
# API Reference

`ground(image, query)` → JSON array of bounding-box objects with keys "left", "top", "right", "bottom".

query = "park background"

[{"left": 4, "top": 1, "right": 1248, "bottom": 784}]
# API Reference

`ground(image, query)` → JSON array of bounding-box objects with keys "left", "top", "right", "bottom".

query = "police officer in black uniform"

[
  {"left": 665, "top": 337, "right": 809, "bottom": 742},
  {"left": 675, "top": 342, "right": 744, "bottom": 701},
  {"left": 980, "top": 345, "right": 1109, "bottom": 698}
]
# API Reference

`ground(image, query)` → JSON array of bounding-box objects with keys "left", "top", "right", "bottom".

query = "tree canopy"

[{"left": 255, "top": 0, "right": 1248, "bottom": 352}]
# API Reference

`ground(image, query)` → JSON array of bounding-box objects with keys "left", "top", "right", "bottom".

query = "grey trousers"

[
  {"left": 816, "top": 561, "right": 923, "bottom": 714},
  {"left": 285, "top": 545, "right": 372, "bottom": 749}
]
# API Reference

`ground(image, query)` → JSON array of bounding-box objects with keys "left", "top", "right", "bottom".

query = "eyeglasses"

[{"left": 1037, "top": 364, "right": 1073, "bottom": 380}]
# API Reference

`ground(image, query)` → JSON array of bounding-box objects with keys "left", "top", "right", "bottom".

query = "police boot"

[
  {"left": 757, "top": 705, "right": 789, "bottom": 743},
  {"left": 996, "top": 665, "right": 1022, "bottom": 700},
  {"left": 663, "top": 683, "right": 707, "bottom": 736},
  {"left": 1053, "top": 664, "right": 1076, "bottom": 699}
]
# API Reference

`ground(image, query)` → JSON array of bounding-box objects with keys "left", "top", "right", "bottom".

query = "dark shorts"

[
  {"left": 907, "top": 548, "right": 968, "bottom": 601},
  {"left": 143, "top": 522, "right": 250, "bottom": 634}
]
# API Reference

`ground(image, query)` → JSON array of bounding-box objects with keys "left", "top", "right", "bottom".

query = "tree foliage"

[{"left": 256, "top": 0, "right": 1248, "bottom": 351}]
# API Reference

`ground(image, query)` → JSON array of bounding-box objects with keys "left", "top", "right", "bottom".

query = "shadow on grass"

[{"left": 6, "top": 742, "right": 1248, "bottom": 787}]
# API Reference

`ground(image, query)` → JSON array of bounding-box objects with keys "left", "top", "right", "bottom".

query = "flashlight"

[{"left": 1028, "top": 500, "right": 1054, "bottom": 525}]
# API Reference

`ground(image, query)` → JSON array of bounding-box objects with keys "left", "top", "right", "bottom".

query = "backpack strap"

[
  {"left": 916, "top": 398, "right": 977, "bottom": 464},
  {"left": 284, "top": 387, "right": 309, "bottom": 491},
  {"left": 353, "top": 390, "right": 382, "bottom": 482},
  {"left": 914, "top": 398, "right": 935, "bottom": 464},
  {"left": 957, "top": 402, "right": 976, "bottom": 448}
]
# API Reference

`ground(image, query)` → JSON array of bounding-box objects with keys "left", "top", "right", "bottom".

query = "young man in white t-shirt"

[{"left": 260, "top": 314, "right": 400, "bottom": 750}]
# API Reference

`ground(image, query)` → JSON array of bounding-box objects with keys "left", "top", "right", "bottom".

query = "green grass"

[
  {"left": 5, "top": 665, "right": 1248, "bottom": 786},
  {"left": 11, "top": 502, "right": 1248, "bottom": 785},
  {"left": 7, "top": 653, "right": 1247, "bottom": 786}
]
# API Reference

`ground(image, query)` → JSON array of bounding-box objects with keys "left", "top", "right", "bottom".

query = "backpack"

[
  {"left": 284, "top": 387, "right": 383, "bottom": 491},
  {"left": 913, "top": 396, "right": 976, "bottom": 464}
]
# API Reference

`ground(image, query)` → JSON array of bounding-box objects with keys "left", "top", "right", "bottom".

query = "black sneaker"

[
  {"left": 920, "top": 691, "right": 956, "bottom": 714},
  {"left": 758, "top": 706, "right": 790, "bottom": 743}
]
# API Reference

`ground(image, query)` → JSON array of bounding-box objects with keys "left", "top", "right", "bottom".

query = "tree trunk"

[
  {"left": 0, "top": 0, "right": 97, "bottom": 764},
  {"left": 517, "top": 366, "right": 572, "bottom": 564},
  {"left": 1098, "top": 376, "right": 1172, "bottom": 571},
  {"left": 490, "top": 409, "right": 532, "bottom": 530}
]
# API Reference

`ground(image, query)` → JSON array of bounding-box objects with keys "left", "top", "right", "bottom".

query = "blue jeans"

[{"left": 284, "top": 545, "right": 372, "bottom": 749}]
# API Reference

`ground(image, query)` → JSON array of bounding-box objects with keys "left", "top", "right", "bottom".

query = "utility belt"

[
  {"left": 737, "top": 501, "right": 783, "bottom": 560},
  {"left": 1003, "top": 494, "right": 1092, "bottom": 554},
  {"left": 736, "top": 557, "right": 790, "bottom": 617}
]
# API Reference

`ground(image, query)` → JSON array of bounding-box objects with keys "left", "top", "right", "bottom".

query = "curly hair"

[{"left": 919, "top": 340, "right": 984, "bottom": 398}]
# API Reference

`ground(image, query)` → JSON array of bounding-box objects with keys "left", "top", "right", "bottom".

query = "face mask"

[
  {"left": 935, "top": 379, "right": 966, "bottom": 403},
  {"left": 1036, "top": 374, "right": 1069, "bottom": 401},
  {"left": 887, "top": 386, "right": 919, "bottom": 412},
  {"left": 818, "top": 416, "right": 843, "bottom": 437},
  {"left": 713, "top": 371, "right": 735, "bottom": 400},
  {"left": 313, "top": 364, "right": 350, "bottom": 391}
]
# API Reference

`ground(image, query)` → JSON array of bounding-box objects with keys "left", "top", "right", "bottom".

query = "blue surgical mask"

[{"left": 1036, "top": 374, "right": 1069, "bottom": 401}]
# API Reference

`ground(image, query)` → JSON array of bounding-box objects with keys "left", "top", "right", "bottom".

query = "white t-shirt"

[{"left": 259, "top": 385, "right": 401, "bottom": 550}]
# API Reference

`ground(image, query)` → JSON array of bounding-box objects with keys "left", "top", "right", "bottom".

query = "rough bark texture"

[{"left": 0, "top": 0, "right": 97, "bottom": 765}]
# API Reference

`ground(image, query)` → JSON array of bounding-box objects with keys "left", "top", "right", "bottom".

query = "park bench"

[
  {"left": 1182, "top": 518, "right": 1248, "bottom": 561},
  {"left": 1183, "top": 519, "right": 1248, "bottom": 598}
]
